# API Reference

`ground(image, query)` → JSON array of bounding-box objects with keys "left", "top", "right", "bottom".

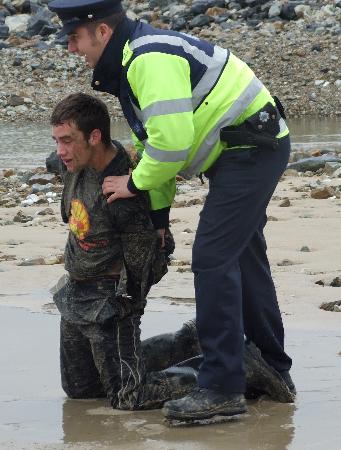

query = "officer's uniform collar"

[{"left": 91, "top": 17, "right": 136, "bottom": 97}]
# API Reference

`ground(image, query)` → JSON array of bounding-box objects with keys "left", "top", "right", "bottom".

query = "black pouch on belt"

[{"left": 220, "top": 102, "right": 281, "bottom": 150}]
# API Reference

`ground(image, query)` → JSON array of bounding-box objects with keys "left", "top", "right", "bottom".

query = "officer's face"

[
  {"left": 52, "top": 121, "right": 94, "bottom": 172},
  {"left": 67, "top": 24, "right": 108, "bottom": 68}
]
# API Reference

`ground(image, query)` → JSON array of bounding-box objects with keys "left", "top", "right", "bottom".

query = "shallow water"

[
  {"left": 0, "top": 118, "right": 340, "bottom": 169},
  {"left": 1, "top": 302, "right": 341, "bottom": 450}
]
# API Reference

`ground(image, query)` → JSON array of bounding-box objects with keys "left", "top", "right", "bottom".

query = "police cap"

[{"left": 48, "top": 0, "right": 123, "bottom": 36}]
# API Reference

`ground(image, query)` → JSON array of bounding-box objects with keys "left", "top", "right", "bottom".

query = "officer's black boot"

[
  {"left": 142, "top": 319, "right": 201, "bottom": 372},
  {"left": 244, "top": 341, "right": 295, "bottom": 403},
  {"left": 162, "top": 387, "right": 247, "bottom": 421}
]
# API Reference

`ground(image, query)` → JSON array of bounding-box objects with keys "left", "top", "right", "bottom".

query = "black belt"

[{"left": 220, "top": 102, "right": 284, "bottom": 151}]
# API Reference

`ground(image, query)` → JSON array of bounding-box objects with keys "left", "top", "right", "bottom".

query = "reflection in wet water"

[
  {"left": 0, "top": 118, "right": 340, "bottom": 169},
  {"left": 61, "top": 398, "right": 295, "bottom": 450},
  {"left": 1, "top": 304, "right": 341, "bottom": 449}
]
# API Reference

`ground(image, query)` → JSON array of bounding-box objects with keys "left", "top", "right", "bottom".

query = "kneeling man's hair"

[{"left": 51, "top": 93, "right": 112, "bottom": 147}]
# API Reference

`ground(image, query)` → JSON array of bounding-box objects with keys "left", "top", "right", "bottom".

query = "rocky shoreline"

[
  {"left": 1, "top": 144, "right": 341, "bottom": 210},
  {"left": 0, "top": 0, "right": 340, "bottom": 123}
]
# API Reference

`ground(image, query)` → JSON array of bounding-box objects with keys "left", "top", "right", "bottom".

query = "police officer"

[{"left": 48, "top": 0, "right": 295, "bottom": 422}]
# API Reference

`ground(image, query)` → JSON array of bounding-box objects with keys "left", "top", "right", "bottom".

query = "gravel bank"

[{"left": 0, "top": 0, "right": 340, "bottom": 123}]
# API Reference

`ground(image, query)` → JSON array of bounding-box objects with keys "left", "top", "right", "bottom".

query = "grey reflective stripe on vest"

[
  {"left": 142, "top": 98, "right": 193, "bottom": 123},
  {"left": 145, "top": 142, "right": 189, "bottom": 162},
  {"left": 130, "top": 35, "right": 220, "bottom": 67},
  {"left": 279, "top": 117, "right": 288, "bottom": 135},
  {"left": 192, "top": 46, "right": 228, "bottom": 110},
  {"left": 129, "top": 36, "right": 228, "bottom": 112},
  {"left": 180, "top": 76, "right": 264, "bottom": 179}
]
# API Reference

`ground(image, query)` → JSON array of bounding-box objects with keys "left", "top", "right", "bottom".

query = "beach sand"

[{"left": 1, "top": 173, "right": 341, "bottom": 449}]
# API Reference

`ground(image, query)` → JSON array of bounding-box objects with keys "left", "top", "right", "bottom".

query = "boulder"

[
  {"left": 5, "top": 13, "right": 30, "bottom": 33},
  {"left": 287, "top": 155, "right": 341, "bottom": 172}
]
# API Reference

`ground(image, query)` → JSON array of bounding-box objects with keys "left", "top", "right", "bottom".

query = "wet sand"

[{"left": 1, "top": 173, "right": 341, "bottom": 449}]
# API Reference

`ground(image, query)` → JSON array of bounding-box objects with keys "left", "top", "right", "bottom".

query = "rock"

[
  {"left": 0, "top": 24, "right": 9, "bottom": 39},
  {"left": 277, "top": 259, "right": 295, "bottom": 266},
  {"left": 28, "top": 173, "right": 57, "bottom": 185},
  {"left": 310, "top": 186, "right": 335, "bottom": 199},
  {"left": 44, "top": 254, "right": 64, "bottom": 265},
  {"left": 267, "top": 216, "right": 278, "bottom": 221},
  {"left": 176, "top": 266, "right": 192, "bottom": 273},
  {"left": 0, "top": 40, "right": 9, "bottom": 49},
  {"left": 0, "top": 254, "right": 17, "bottom": 261},
  {"left": 3, "top": 169, "right": 16, "bottom": 177},
  {"left": 332, "top": 167, "right": 341, "bottom": 178},
  {"left": 294, "top": 4, "right": 311, "bottom": 19},
  {"left": 5, "top": 14, "right": 31, "bottom": 33},
  {"left": 31, "top": 182, "right": 55, "bottom": 193},
  {"left": 330, "top": 277, "right": 341, "bottom": 287},
  {"left": 9, "top": 95, "right": 26, "bottom": 113},
  {"left": 13, "top": 210, "right": 33, "bottom": 223},
  {"left": 5, "top": 239, "right": 23, "bottom": 245},
  {"left": 191, "top": 1, "right": 210, "bottom": 15},
  {"left": 283, "top": 168, "right": 299, "bottom": 176},
  {"left": 268, "top": 2, "right": 282, "bottom": 18},
  {"left": 11, "top": 0, "right": 31, "bottom": 13},
  {"left": 21, "top": 193, "right": 39, "bottom": 206},
  {"left": 182, "top": 228, "right": 193, "bottom": 233},
  {"left": 168, "top": 4, "right": 187, "bottom": 17},
  {"left": 279, "top": 197, "right": 291, "bottom": 207},
  {"left": 280, "top": 2, "right": 297, "bottom": 20},
  {"left": 149, "top": 0, "right": 174, "bottom": 8},
  {"left": 17, "top": 257, "right": 46, "bottom": 266},
  {"left": 169, "top": 259, "right": 191, "bottom": 266},
  {"left": 171, "top": 16, "right": 187, "bottom": 30},
  {"left": 320, "top": 300, "right": 341, "bottom": 311},
  {"left": 45, "top": 151, "right": 61, "bottom": 174},
  {"left": 287, "top": 155, "right": 341, "bottom": 173},
  {"left": 27, "top": 8, "right": 56, "bottom": 37},
  {"left": 300, "top": 245, "right": 310, "bottom": 252},
  {"left": 190, "top": 14, "right": 211, "bottom": 28},
  {"left": 324, "top": 162, "right": 341, "bottom": 175},
  {"left": 35, "top": 207, "right": 54, "bottom": 216}
]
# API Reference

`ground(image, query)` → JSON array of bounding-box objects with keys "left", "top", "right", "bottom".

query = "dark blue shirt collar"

[{"left": 91, "top": 16, "right": 137, "bottom": 97}]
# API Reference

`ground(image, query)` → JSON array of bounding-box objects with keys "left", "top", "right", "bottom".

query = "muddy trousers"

[
  {"left": 60, "top": 316, "right": 197, "bottom": 409},
  {"left": 192, "top": 136, "right": 293, "bottom": 394}
]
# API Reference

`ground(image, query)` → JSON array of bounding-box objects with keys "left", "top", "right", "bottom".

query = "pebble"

[{"left": 279, "top": 198, "right": 291, "bottom": 207}]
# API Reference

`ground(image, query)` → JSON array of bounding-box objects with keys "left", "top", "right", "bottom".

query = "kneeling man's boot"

[
  {"left": 129, "top": 367, "right": 198, "bottom": 410},
  {"left": 142, "top": 319, "right": 200, "bottom": 372},
  {"left": 162, "top": 387, "right": 247, "bottom": 421},
  {"left": 244, "top": 341, "right": 295, "bottom": 403}
]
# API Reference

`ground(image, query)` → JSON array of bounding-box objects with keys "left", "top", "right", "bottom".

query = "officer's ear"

[{"left": 95, "top": 22, "right": 113, "bottom": 45}]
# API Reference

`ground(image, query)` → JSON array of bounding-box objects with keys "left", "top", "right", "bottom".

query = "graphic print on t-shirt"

[{"left": 69, "top": 199, "right": 90, "bottom": 240}]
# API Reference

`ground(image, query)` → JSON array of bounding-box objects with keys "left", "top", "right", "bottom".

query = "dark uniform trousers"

[{"left": 192, "top": 135, "right": 293, "bottom": 394}]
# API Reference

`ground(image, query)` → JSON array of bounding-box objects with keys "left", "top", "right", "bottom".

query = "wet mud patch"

[{"left": 1, "top": 305, "right": 341, "bottom": 449}]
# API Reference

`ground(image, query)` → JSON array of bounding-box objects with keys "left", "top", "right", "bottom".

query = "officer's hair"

[
  {"left": 85, "top": 11, "right": 126, "bottom": 34},
  {"left": 51, "top": 93, "right": 112, "bottom": 148}
]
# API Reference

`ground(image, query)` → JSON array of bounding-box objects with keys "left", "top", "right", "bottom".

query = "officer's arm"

[{"left": 127, "top": 52, "right": 195, "bottom": 197}]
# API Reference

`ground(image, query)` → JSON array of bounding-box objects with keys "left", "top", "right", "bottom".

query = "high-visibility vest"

[{"left": 93, "top": 18, "right": 289, "bottom": 211}]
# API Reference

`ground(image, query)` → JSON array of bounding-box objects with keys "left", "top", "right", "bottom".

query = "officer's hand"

[{"left": 102, "top": 175, "right": 136, "bottom": 203}]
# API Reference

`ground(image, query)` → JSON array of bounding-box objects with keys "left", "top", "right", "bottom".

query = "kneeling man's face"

[{"left": 52, "top": 121, "right": 93, "bottom": 172}]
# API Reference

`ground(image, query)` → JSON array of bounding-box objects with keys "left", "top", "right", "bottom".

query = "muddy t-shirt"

[{"left": 60, "top": 144, "right": 160, "bottom": 300}]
